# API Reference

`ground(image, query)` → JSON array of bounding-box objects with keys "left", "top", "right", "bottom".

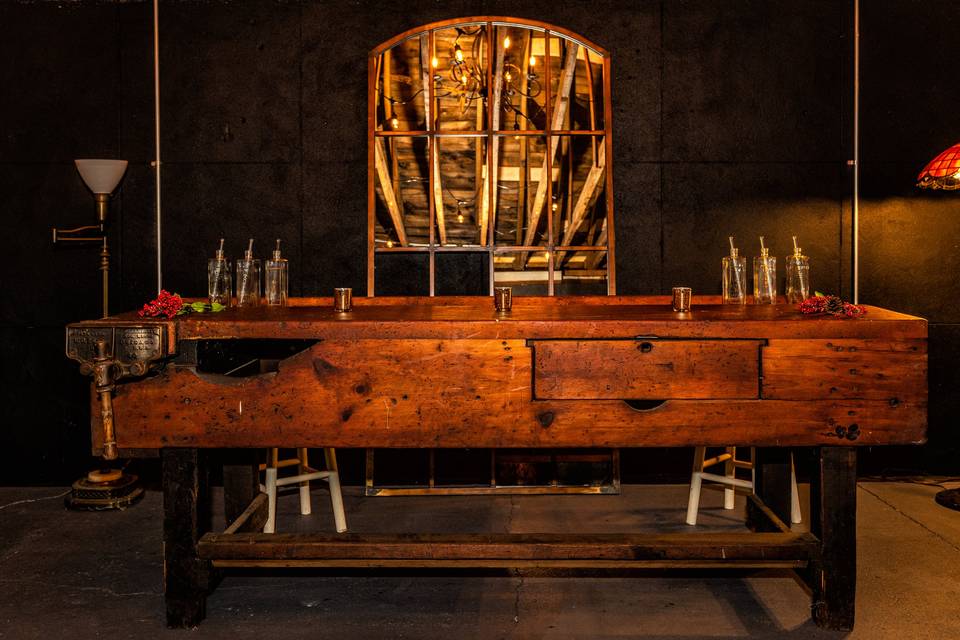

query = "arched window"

[{"left": 368, "top": 18, "right": 615, "bottom": 295}]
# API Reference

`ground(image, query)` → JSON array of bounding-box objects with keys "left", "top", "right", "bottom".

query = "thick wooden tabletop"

[{"left": 99, "top": 296, "right": 926, "bottom": 342}]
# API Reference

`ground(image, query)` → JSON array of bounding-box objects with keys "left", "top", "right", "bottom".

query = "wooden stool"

[
  {"left": 261, "top": 448, "right": 347, "bottom": 533},
  {"left": 686, "top": 447, "right": 801, "bottom": 526}
]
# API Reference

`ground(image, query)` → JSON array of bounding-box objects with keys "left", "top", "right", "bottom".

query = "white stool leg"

[
  {"left": 686, "top": 446, "right": 706, "bottom": 526},
  {"left": 298, "top": 448, "right": 312, "bottom": 516},
  {"left": 263, "top": 466, "right": 278, "bottom": 534},
  {"left": 324, "top": 448, "right": 347, "bottom": 533},
  {"left": 724, "top": 447, "right": 737, "bottom": 510},
  {"left": 790, "top": 453, "right": 802, "bottom": 524}
]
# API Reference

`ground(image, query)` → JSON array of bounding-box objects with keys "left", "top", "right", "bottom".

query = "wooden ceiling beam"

[
  {"left": 479, "top": 30, "right": 505, "bottom": 246},
  {"left": 523, "top": 42, "right": 578, "bottom": 249},
  {"left": 374, "top": 137, "right": 409, "bottom": 246},
  {"left": 555, "top": 142, "right": 606, "bottom": 265},
  {"left": 421, "top": 35, "right": 447, "bottom": 246}
]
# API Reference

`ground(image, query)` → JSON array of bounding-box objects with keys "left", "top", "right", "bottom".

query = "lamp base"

[
  {"left": 65, "top": 470, "right": 143, "bottom": 511},
  {"left": 934, "top": 488, "right": 960, "bottom": 512}
]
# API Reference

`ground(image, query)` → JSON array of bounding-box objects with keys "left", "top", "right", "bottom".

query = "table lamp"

[
  {"left": 916, "top": 141, "right": 960, "bottom": 511},
  {"left": 53, "top": 159, "right": 128, "bottom": 318}
]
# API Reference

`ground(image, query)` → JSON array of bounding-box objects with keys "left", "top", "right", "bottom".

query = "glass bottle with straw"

[
  {"left": 785, "top": 235, "right": 810, "bottom": 303},
  {"left": 207, "top": 238, "right": 231, "bottom": 307},
  {"left": 235, "top": 238, "right": 260, "bottom": 308},
  {"left": 753, "top": 235, "right": 777, "bottom": 304},
  {"left": 722, "top": 236, "right": 747, "bottom": 304},
  {"left": 265, "top": 239, "right": 288, "bottom": 307}
]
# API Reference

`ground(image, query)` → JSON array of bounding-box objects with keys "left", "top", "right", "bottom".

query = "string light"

[
  {"left": 454, "top": 43, "right": 464, "bottom": 63},
  {"left": 431, "top": 56, "right": 439, "bottom": 68},
  {"left": 503, "top": 35, "right": 511, "bottom": 49},
  {"left": 390, "top": 115, "right": 400, "bottom": 129},
  {"left": 529, "top": 56, "right": 537, "bottom": 68},
  {"left": 505, "top": 71, "right": 512, "bottom": 82},
  {"left": 386, "top": 239, "right": 394, "bottom": 248}
]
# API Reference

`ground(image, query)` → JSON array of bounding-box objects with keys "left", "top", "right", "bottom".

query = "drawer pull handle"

[
  {"left": 638, "top": 342, "right": 654, "bottom": 353},
  {"left": 623, "top": 399, "right": 668, "bottom": 412}
]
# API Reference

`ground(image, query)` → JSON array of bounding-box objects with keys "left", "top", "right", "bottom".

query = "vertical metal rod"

[
  {"left": 153, "top": 0, "right": 163, "bottom": 293},
  {"left": 852, "top": 0, "right": 860, "bottom": 304}
]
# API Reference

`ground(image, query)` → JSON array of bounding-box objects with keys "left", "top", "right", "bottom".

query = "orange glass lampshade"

[{"left": 917, "top": 141, "right": 960, "bottom": 190}]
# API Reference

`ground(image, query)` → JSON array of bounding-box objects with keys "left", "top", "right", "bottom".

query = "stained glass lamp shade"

[{"left": 916, "top": 142, "right": 960, "bottom": 190}]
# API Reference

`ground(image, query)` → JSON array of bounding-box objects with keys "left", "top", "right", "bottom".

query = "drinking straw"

[
  {"left": 238, "top": 238, "right": 254, "bottom": 305},
  {"left": 211, "top": 238, "right": 225, "bottom": 300},
  {"left": 729, "top": 236, "right": 743, "bottom": 300},
  {"left": 759, "top": 236, "right": 775, "bottom": 300},
  {"left": 793, "top": 235, "right": 807, "bottom": 296}
]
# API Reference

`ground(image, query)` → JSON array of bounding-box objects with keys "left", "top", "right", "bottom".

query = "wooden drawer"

[{"left": 532, "top": 339, "right": 761, "bottom": 400}]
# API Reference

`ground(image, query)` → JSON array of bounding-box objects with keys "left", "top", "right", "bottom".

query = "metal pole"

[
  {"left": 153, "top": 0, "right": 163, "bottom": 293},
  {"left": 852, "top": 0, "right": 860, "bottom": 304}
]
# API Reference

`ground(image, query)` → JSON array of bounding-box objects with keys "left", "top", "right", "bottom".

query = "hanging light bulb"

[
  {"left": 456, "top": 202, "right": 465, "bottom": 223},
  {"left": 454, "top": 44, "right": 464, "bottom": 63},
  {"left": 529, "top": 56, "right": 537, "bottom": 68},
  {"left": 552, "top": 201, "right": 558, "bottom": 211},
  {"left": 431, "top": 56, "right": 439, "bottom": 68},
  {"left": 386, "top": 239, "right": 394, "bottom": 248},
  {"left": 461, "top": 73, "right": 469, "bottom": 85},
  {"left": 503, "top": 35, "right": 511, "bottom": 49},
  {"left": 505, "top": 71, "right": 512, "bottom": 83},
  {"left": 390, "top": 115, "right": 400, "bottom": 129}
]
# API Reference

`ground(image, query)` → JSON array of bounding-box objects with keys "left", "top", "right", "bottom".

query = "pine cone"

[{"left": 824, "top": 296, "right": 845, "bottom": 315}]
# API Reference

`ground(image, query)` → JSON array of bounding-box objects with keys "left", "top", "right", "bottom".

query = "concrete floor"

[{"left": 1, "top": 482, "right": 958, "bottom": 639}]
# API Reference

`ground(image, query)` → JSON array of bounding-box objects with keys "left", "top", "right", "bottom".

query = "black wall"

[{"left": 2, "top": 0, "right": 958, "bottom": 484}]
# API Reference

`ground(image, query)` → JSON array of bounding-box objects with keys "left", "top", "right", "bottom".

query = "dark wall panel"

[
  {"left": 2, "top": 0, "right": 959, "bottom": 482},
  {"left": 662, "top": 163, "right": 843, "bottom": 297}
]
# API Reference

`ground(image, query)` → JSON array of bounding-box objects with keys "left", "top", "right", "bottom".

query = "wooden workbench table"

[{"left": 65, "top": 296, "right": 927, "bottom": 630}]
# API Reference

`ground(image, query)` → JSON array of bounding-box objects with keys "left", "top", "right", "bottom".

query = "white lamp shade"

[{"left": 75, "top": 159, "right": 129, "bottom": 194}]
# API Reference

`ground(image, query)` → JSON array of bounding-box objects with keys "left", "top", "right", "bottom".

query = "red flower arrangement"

[
  {"left": 799, "top": 295, "right": 866, "bottom": 318},
  {"left": 138, "top": 290, "right": 184, "bottom": 318},
  {"left": 138, "top": 291, "right": 227, "bottom": 318}
]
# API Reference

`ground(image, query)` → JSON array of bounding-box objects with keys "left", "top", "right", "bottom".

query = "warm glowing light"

[
  {"left": 431, "top": 56, "right": 439, "bottom": 68},
  {"left": 529, "top": 56, "right": 537, "bottom": 67},
  {"left": 505, "top": 71, "right": 512, "bottom": 82},
  {"left": 551, "top": 202, "right": 558, "bottom": 211},
  {"left": 457, "top": 212, "right": 464, "bottom": 223},
  {"left": 503, "top": 36, "right": 511, "bottom": 49},
  {"left": 390, "top": 116, "right": 399, "bottom": 129},
  {"left": 454, "top": 44, "right": 464, "bottom": 63},
  {"left": 917, "top": 141, "right": 960, "bottom": 190},
  {"left": 461, "top": 74, "right": 468, "bottom": 85},
  {"left": 386, "top": 239, "right": 394, "bottom": 248}
]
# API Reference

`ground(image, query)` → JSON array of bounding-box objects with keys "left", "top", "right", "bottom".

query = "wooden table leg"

[
  {"left": 222, "top": 449, "right": 260, "bottom": 524},
  {"left": 808, "top": 446, "right": 857, "bottom": 631},
  {"left": 748, "top": 447, "right": 793, "bottom": 531},
  {"left": 162, "top": 448, "right": 212, "bottom": 628}
]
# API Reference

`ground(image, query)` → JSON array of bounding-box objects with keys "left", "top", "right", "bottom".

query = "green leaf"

[
  {"left": 211, "top": 302, "right": 226, "bottom": 312},
  {"left": 814, "top": 290, "right": 828, "bottom": 297},
  {"left": 189, "top": 301, "right": 206, "bottom": 312}
]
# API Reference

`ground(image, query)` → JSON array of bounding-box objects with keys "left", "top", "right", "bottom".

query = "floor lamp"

[
  {"left": 54, "top": 159, "right": 144, "bottom": 510},
  {"left": 916, "top": 141, "right": 960, "bottom": 511}
]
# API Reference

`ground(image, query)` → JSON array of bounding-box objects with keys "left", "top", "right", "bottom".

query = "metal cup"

[
  {"left": 672, "top": 287, "right": 692, "bottom": 313},
  {"left": 494, "top": 286, "right": 512, "bottom": 313},
  {"left": 333, "top": 287, "right": 352, "bottom": 313}
]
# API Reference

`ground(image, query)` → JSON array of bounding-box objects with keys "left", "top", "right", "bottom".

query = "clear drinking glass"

[
  {"left": 785, "top": 254, "right": 810, "bottom": 303},
  {"left": 265, "top": 258, "right": 288, "bottom": 306},
  {"left": 235, "top": 258, "right": 261, "bottom": 308},
  {"left": 722, "top": 254, "right": 747, "bottom": 304},
  {"left": 208, "top": 257, "right": 231, "bottom": 306},
  {"left": 753, "top": 252, "right": 777, "bottom": 304}
]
